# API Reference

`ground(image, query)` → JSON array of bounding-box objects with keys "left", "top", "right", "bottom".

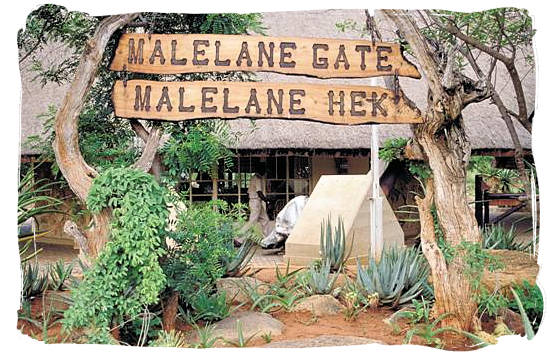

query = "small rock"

[
  {"left": 292, "top": 294, "right": 345, "bottom": 315},
  {"left": 188, "top": 311, "right": 283, "bottom": 346},
  {"left": 216, "top": 277, "right": 268, "bottom": 304},
  {"left": 263, "top": 335, "right": 385, "bottom": 348}
]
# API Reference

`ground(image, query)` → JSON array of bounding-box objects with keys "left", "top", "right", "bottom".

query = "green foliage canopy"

[{"left": 63, "top": 168, "right": 169, "bottom": 334}]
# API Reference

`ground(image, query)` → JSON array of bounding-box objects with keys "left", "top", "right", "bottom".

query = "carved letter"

[
  {"left": 328, "top": 91, "right": 345, "bottom": 116},
  {"left": 245, "top": 88, "right": 261, "bottom": 114},
  {"left": 376, "top": 46, "right": 392, "bottom": 72},
  {"left": 170, "top": 40, "right": 187, "bottom": 65},
  {"left": 149, "top": 39, "right": 166, "bottom": 65},
  {"left": 258, "top": 42, "right": 275, "bottom": 67},
  {"left": 178, "top": 87, "right": 195, "bottom": 112},
  {"left": 312, "top": 44, "right": 329, "bottom": 69},
  {"left": 156, "top": 87, "right": 173, "bottom": 112},
  {"left": 236, "top": 42, "right": 253, "bottom": 67},
  {"left": 193, "top": 40, "right": 210, "bottom": 65},
  {"left": 223, "top": 88, "right": 239, "bottom": 113},
  {"left": 289, "top": 89, "right": 305, "bottom": 114},
  {"left": 334, "top": 45, "right": 350, "bottom": 70},
  {"left": 134, "top": 85, "right": 151, "bottom": 111},
  {"left": 350, "top": 91, "right": 366, "bottom": 116},
  {"left": 355, "top": 45, "right": 371, "bottom": 70},
  {"left": 128, "top": 38, "right": 144, "bottom": 64},
  {"left": 367, "top": 92, "right": 388, "bottom": 116},
  {"left": 267, "top": 89, "right": 283, "bottom": 114},
  {"left": 279, "top": 42, "right": 296, "bottom": 68},
  {"left": 215, "top": 40, "right": 230, "bottom": 66},
  {"left": 201, "top": 87, "right": 218, "bottom": 113}
]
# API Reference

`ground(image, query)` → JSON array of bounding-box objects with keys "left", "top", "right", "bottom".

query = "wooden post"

[
  {"left": 474, "top": 175, "right": 483, "bottom": 226},
  {"left": 483, "top": 190, "right": 490, "bottom": 228}
]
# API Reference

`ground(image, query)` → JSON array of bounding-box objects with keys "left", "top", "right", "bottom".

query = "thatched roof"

[{"left": 19, "top": 9, "right": 533, "bottom": 155}]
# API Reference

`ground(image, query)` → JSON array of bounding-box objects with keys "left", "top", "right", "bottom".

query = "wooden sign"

[
  {"left": 112, "top": 80, "right": 422, "bottom": 124},
  {"left": 110, "top": 34, "right": 420, "bottom": 79}
]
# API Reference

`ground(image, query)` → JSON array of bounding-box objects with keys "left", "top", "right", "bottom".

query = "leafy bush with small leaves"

[
  {"left": 356, "top": 246, "right": 431, "bottom": 307},
  {"left": 162, "top": 200, "right": 242, "bottom": 306},
  {"left": 508, "top": 281, "right": 543, "bottom": 333},
  {"left": 477, "top": 288, "right": 509, "bottom": 317},
  {"left": 380, "top": 137, "right": 409, "bottom": 162},
  {"left": 63, "top": 168, "right": 168, "bottom": 336},
  {"left": 21, "top": 262, "right": 48, "bottom": 301},
  {"left": 320, "top": 216, "right": 352, "bottom": 271}
]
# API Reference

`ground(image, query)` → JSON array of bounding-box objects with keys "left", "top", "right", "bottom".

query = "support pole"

[{"left": 370, "top": 124, "right": 383, "bottom": 261}]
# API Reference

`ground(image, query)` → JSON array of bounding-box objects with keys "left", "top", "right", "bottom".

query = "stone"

[
  {"left": 263, "top": 335, "right": 385, "bottom": 348},
  {"left": 292, "top": 294, "right": 345, "bottom": 315},
  {"left": 482, "top": 250, "right": 539, "bottom": 291},
  {"left": 187, "top": 311, "right": 283, "bottom": 346},
  {"left": 216, "top": 277, "right": 269, "bottom": 304}
]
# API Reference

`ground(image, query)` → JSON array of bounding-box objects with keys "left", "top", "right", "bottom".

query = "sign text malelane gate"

[
  {"left": 110, "top": 34, "right": 420, "bottom": 79},
  {"left": 112, "top": 80, "right": 422, "bottom": 124}
]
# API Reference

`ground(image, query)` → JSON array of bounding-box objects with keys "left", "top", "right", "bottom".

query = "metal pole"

[{"left": 369, "top": 57, "right": 383, "bottom": 260}]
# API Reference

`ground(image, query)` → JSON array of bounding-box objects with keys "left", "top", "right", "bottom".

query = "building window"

[{"left": 186, "top": 154, "right": 312, "bottom": 218}]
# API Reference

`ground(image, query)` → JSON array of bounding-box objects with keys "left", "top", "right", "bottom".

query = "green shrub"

[
  {"left": 356, "top": 246, "right": 431, "bottom": 307},
  {"left": 63, "top": 168, "right": 168, "bottom": 336},
  {"left": 162, "top": 200, "right": 242, "bottom": 306},
  {"left": 508, "top": 281, "right": 543, "bottom": 333},
  {"left": 476, "top": 288, "right": 509, "bottom": 317}
]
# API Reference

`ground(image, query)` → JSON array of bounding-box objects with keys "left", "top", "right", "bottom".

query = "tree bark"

[
  {"left": 383, "top": 10, "right": 484, "bottom": 331},
  {"left": 53, "top": 13, "right": 139, "bottom": 258},
  {"left": 162, "top": 291, "right": 180, "bottom": 332},
  {"left": 130, "top": 120, "right": 164, "bottom": 181}
]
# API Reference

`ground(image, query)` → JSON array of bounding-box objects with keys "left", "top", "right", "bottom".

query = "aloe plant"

[
  {"left": 223, "top": 238, "right": 256, "bottom": 277},
  {"left": 320, "top": 216, "right": 352, "bottom": 271},
  {"left": 299, "top": 261, "right": 339, "bottom": 295},
  {"left": 511, "top": 287, "right": 535, "bottom": 339},
  {"left": 21, "top": 262, "right": 48, "bottom": 301},
  {"left": 356, "top": 246, "right": 431, "bottom": 307}
]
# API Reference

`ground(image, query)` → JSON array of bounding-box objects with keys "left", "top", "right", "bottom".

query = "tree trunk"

[
  {"left": 415, "top": 124, "right": 481, "bottom": 331},
  {"left": 52, "top": 13, "right": 149, "bottom": 259},
  {"left": 162, "top": 291, "right": 180, "bottom": 332},
  {"left": 383, "top": 9, "right": 485, "bottom": 331}
]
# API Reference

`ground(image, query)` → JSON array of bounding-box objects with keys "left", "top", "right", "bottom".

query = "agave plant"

[
  {"left": 21, "top": 262, "right": 48, "bottom": 301},
  {"left": 299, "top": 261, "right": 339, "bottom": 295},
  {"left": 356, "top": 246, "right": 431, "bottom": 308},
  {"left": 149, "top": 330, "right": 187, "bottom": 347},
  {"left": 320, "top": 215, "right": 352, "bottom": 271},
  {"left": 223, "top": 238, "right": 256, "bottom": 277},
  {"left": 482, "top": 224, "right": 532, "bottom": 252},
  {"left": 18, "top": 165, "right": 62, "bottom": 262}
]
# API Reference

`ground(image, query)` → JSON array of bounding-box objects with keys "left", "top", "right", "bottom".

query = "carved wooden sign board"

[{"left": 110, "top": 34, "right": 422, "bottom": 124}]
